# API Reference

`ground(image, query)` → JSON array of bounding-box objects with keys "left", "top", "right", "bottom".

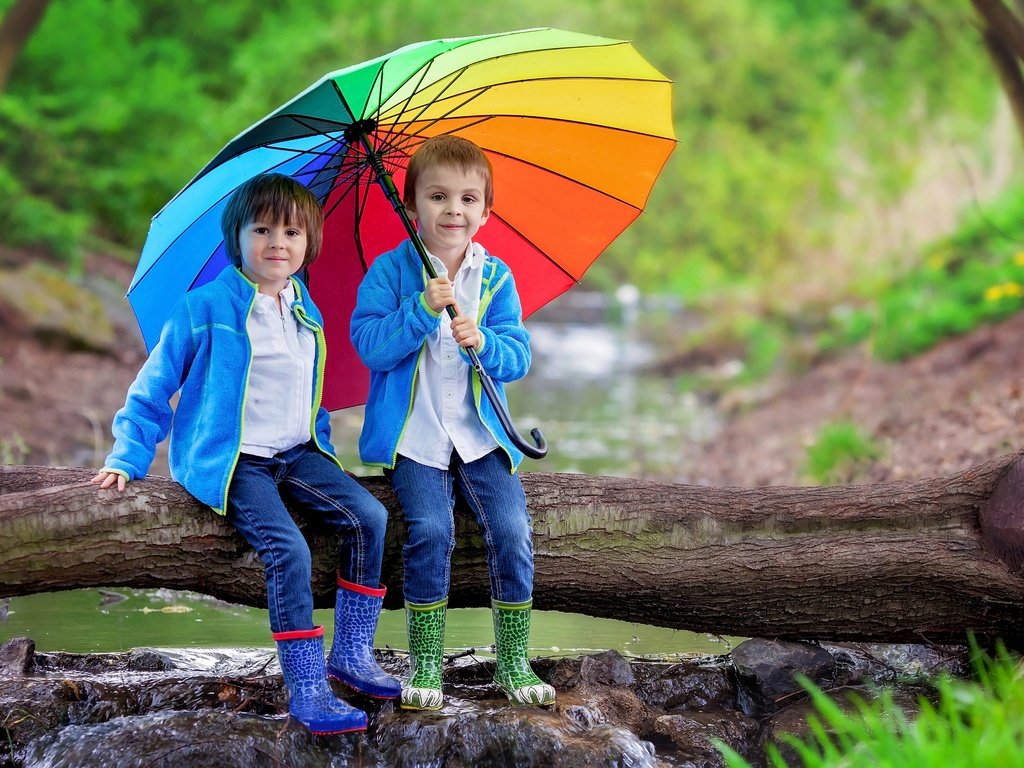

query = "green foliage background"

[{"left": 0, "top": 0, "right": 999, "bottom": 295}]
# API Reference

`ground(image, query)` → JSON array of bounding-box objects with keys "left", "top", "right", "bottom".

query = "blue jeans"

[
  {"left": 226, "top": 442, "right": 388, "bottom": 633},
  {"left": 387, "top": 449, "right": 533, "bottom": 605}
]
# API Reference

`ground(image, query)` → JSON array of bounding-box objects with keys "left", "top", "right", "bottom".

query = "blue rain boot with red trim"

[
  {"left": 326, "top": 577, "right": 401, "bottom": 699},
  {"left": 273, "top": 626, "right": 368, "bottom": 734}
]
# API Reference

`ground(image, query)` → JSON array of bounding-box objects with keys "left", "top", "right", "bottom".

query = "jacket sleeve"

[
  {"left": 468, "top": 265, "right": 532, "bottom": 383},
  {"left": 350, "top": 251, "right": 442, "bottom": 372},
  {"left": 103, "top": 298, "right": 196, "bottom": 479}
]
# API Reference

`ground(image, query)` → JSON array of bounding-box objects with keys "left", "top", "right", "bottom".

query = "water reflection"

[{"left": 2, "top": 589, "right": 737, "bottom": 658}]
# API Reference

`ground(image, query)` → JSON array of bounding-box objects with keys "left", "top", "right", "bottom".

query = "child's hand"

[
  {"left": 424, "top": 277, "right": 455, "bottom": 313},
  {"left": 91, "top": 470, "right": 128, "bottom": 492},
  {"left": 450, "top": 309, "right": 482, "bottom": 350}
]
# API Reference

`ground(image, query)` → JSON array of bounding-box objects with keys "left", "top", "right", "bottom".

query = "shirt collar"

[
  {"left": 252, "top": 280, "right": 296, "bottom": 313},
  {"left": 427, "top": 241, "right": 486, "bottom": 278}
]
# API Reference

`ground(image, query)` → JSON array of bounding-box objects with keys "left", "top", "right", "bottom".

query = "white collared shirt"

[
  {"left": 240, "top": 281, "right": 315, "bottom": 457},
  {"left": 397, "top": 242, "right": 498, "bottom": 469}
]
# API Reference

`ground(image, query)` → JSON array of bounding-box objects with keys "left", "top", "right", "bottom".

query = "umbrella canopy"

[{"left": 128, "top": 27, "right": 676, "bottom": 411}]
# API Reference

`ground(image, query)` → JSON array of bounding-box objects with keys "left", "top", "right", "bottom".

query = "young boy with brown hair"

[
  {"left": 351, "top": 135, "right": 555, "bottom": 709},
  {"left": 94, "top": 173, "right": 400, "bottom": 733}
]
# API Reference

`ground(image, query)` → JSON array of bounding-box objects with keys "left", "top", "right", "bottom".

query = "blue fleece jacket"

[
  {"left": 350, "top": 239, "right": 531, "bottom": 471},
  {"left": 103, "top": 266, "right": 340, "bottom": 514}
]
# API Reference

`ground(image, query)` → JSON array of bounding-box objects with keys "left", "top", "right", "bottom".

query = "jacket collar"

[{"left": 216, "top": 265, "right": 309, "bottom": 307}]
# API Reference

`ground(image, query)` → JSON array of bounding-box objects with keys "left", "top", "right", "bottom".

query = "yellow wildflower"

[{"left": 984, "top": 285, "right": 1005, "bottom": 301}]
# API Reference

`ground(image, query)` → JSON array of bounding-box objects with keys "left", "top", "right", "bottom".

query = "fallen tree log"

[{"left": 3, "top": 454, "right": 1024, "bottom": 645}]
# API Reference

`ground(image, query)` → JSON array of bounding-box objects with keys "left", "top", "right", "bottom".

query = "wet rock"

[
  {"left": 549, "top": 650, "right": 636, "bottom": 689},
  {"left": 21, "top": 709, "right": 371, "bottom": 768},
  {"left": 36, "top": 647, "right": 172, "bottom": 674},
  {"left": 653, "top": 709, "right": 761, "bottom": 768},
  {"left": 0, "top": 636, "right": 36, "bottom": 676},
  {"left": 633, "top": 658, "right": 736, "bottom": 712},
  {"left": 375, "top": 704, "right": 657, "bottom": 768},
  {"left": 831, "top": 642, "right": 969, "bottom": 682},
  {"left": 731, "top": 639, "right": 835, "bottom": 715},
  {"left": 762, "top": 684, "right": 928, "bottom": 767}
]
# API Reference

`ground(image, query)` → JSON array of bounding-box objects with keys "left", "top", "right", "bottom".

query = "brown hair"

[
  {"left": 404, "top": 135, "right": 494, "bottom": 209},
  {"left": 220, "top": 173, "right": 324, "bottom": 268}
]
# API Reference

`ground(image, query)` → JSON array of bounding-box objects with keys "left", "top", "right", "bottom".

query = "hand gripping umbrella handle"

[
  {"left": 359, "top": 137, "right": 548, "bottom": 459},
  {"left": 431, "top": 281, "right": 548, "bottom": 460}
]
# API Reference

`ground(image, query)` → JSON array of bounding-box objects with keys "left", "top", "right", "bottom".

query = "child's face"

[
  {"left": 406, "top": 163, "right": 490, "bottom": 260},
  {"left": 238, "top": 217, "right": 307, "bottom": 295}
]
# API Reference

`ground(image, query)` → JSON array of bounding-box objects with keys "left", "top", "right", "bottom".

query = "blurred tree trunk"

[
  {"left": 4, "top": 456, "right": 1024, "bottom": 645},
  {"left": 973, "top": 0, "right": 1024, "bottom": 145},
  {"left": 0, "top": 0, "right": 50, "bottom": 94}
]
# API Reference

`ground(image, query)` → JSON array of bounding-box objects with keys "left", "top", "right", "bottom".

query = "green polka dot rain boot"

[
  {"left": 492, "top": 599, "right": 555, "bottom": 706},
  {"left": 400, "top": 598, "right": 447, "bottom": 711}
]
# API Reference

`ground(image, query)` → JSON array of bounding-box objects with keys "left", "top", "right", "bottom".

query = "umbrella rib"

[
  {"left": 486, "top": 209, "right": 582, "bottom": 287},
  {"left": 131, "top": 142, "right": 358, "bottom": 291}
]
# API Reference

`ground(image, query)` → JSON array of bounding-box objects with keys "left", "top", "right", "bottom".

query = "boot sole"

[
  {"left": 309, "top": 725, "right": 368, "bottom": 735},
  {"left": 327, "top": 671, "right": 401, "bottom": 700}
]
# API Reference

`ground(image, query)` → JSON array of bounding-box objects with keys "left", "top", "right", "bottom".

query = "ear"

[
  {"left": 404, "top": 202, "right": 418, "bottom": 223},
  {"left": 479, "top": 207, "right": 490, "bottom": 226}
]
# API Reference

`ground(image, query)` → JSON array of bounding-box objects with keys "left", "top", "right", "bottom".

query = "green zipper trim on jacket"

[
  {"left": 290, "top": 282, "right": 342, "bottom": 470},
  {"left": 470, "top": 366, "right": 515, "bottom": 473},
  {"left": 472, "top": 262, "right": 515, "bottom": 472},
  {"left": 218, "top": 280, "right": 258, "bottom": 515},
  {"left": 477, "top": 270, "right": 508, "bottom": 320}
]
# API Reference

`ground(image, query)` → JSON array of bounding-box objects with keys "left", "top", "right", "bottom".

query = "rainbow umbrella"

[{"left": 128, "top": 27, "right": 676, "bottom": 458}]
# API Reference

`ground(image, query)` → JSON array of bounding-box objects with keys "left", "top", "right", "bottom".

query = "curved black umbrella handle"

[
  {"left": 469, "top": 347, "right": 548, "bottom": 460},
  {"left": 358, "top": 136, "right": 548, "bottom": 460}
]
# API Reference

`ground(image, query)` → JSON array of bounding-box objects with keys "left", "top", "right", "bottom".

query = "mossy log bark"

[{"left": 3, "top": 454, "right": 1024, "bottom": 645}]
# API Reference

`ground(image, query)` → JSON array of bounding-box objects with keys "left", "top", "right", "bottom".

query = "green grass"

[
  {"left": 717, "top": 641, "right": 1024, "bottom": 768},
  {"left": 802, "top": 420, "right": 882, "bottom": 485},
  {"left": 817, "top": 187, "right": 1024, "bottom": 362}
]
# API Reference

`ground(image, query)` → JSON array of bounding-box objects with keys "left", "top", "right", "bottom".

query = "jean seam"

[
  {"left": 394, "top": 461, "right": 456, "bottom": 603},
  {"left": 441, "top": 469, "right": 455, "bottom": 596},
  {"left": 285, "top": 476, "right": 367, "bottom": 583},
  {"left": 458, "top": 462, "right": 505, "bottom": 602},
  {"left": 229, "top": 492, "right": 298, "bottom": 632}
]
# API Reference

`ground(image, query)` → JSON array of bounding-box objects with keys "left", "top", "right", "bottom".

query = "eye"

[
  {"left": 430, "top": 193, "right": 445, "bottom": 202},
  {"left": 253, "top": 226, "right": 269, "bottom": 235},
  {"left": 462, "top": 195, "right": 478, "bottom": 205},
  {"left": 287, "top": 228, "right": 303, "bottom": 237}
]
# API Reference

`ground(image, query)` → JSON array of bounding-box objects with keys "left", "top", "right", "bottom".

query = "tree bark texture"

[
  {"left": 974, "top": 0, "right": 1024, "bottom": 147},
  {"left": 3, "top": 455, "right": 1024, "bottom": 645},
  {"left": 0, "top": 0, "right": 50, "bottom": 93}
]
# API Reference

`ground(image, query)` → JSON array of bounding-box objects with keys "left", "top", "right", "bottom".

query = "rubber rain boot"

[
  {"left": 399, "top": 598, "right": 447, "bottom": 710},
  {"left": 492, "top": 599, "right": 556, "bottom": 706},
  {"left": 273, "top": 626, "right": 368, "bottom": 734},
  {"left": 326, "top": 577, "right": 401, "bottom": 699}
]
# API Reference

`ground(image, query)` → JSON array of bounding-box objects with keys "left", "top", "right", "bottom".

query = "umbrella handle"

[
  {"left": 431, "top": 263, "right": 548, "bottom": 460},
  {"left": 359, "top": 139, "right": 548, "bottom": 460},
  {"left": 467, "top": 342, "right": 548, "bottom": 460}
]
